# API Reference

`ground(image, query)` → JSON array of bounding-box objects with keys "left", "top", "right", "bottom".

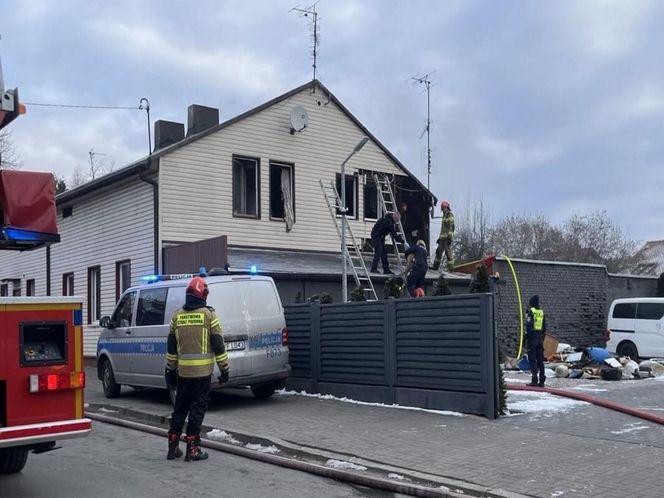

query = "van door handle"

[{"left": 125, "top": 329, "right": 132, "bottom": 335}]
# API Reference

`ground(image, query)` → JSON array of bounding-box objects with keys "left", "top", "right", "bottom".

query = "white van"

[
  {"left": 96, "top": 273, "right": 290, "bottom": 402},
  {"left": 606, "top": 298, "right": 664, "bottom": 360}
]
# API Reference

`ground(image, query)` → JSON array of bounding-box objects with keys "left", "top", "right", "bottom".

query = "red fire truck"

[{"left": 0, "top": 57, "right": 91, "bottom": 474}]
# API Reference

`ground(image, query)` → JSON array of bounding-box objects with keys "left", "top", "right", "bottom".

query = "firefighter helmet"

[
  {"left": 416, "top": 239, "right": 426, "bottom": 248},
  {"left": 440, "top": 200, "right": 450, "bottom": 210},
  {"left": 186, "top": 276, "right": 209, "bottom": 300}
]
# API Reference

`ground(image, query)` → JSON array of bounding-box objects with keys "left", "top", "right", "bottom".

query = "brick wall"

[{"left": 492, "top": 258, "right": 657, "bottom": 357}]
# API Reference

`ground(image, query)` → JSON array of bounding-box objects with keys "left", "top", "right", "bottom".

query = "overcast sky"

[{"left": 2, "top": 0, "right": 662, "bottom": 243}]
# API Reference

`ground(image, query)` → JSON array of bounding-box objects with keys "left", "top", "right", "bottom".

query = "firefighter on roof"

[
  {"left": 165, "top": 276, "right": 230, "bottom": 462},
  {"left": 431, "top": 200, "right": 455, "bottom": 271}
]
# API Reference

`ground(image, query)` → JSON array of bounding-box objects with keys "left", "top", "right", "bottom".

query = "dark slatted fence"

[{"left": 284, "top": 294, "right": 498, "bottom": 418}]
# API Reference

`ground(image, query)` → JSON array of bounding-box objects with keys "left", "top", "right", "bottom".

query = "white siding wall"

[
  {"left": 159, "top": 87, "right": 405, "bottom": 251},
  {"left": 0, "top": 176, "right": 154, "bottom": 356},
  {"left": 50, "top": 177, "right": 155, "bottom": 323},
  {"left": 0, "top": 246, "right": 47, "bottom": 296}
]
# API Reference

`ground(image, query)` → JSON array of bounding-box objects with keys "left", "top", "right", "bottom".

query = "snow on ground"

[
  {"left": 387, "top": 473, "right": 410, "bottom": 481},
  {"left": 278, "top": 390, "right": 464, "bottom": 417},
  {"left": 571, "top": 384, "right": 608, "bottom": 392},
  {"left": 506, "top": 390, "right": 589, "bottom": 415},
  {"left": 610, "top": 423, "right": 649, "bottom": 435},
  {"left": 206, "top": 429, "right": 240, "bottom": 444},
  {"left": 325, "top": 459, "right": 367, "bottom": 471},
  {"left": 245, "top": 443, "right": 280, "bottom": 454}
]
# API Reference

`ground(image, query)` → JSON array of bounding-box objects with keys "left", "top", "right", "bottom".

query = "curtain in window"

[{"left": 280, "top": 169, "right": 294, "bottom": 232}]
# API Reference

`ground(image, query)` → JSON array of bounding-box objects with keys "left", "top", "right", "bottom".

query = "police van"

[{"left": 96, "top": 271, "right": 290, "bottom": 402}]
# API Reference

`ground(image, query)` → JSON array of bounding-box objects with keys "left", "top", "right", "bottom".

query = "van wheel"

[
  {"left": 101, "top": 358, "right": 121, "bottom": 398},
  {"left": 617, "top": 341, "right": 639, "bottom": 361},
  {"left": 251, "top": 382, "right": 276, "bottom": 399},
  {"left": 0, "top": 447, "right": 29, "bottom": 474}
]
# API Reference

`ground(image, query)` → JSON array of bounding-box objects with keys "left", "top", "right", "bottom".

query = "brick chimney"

[
  {"left": 187, "top": 104, "right": 219, "bottom": 137},
  {"left": 153, "top": 120, "right": 185, "bottom": 151}
]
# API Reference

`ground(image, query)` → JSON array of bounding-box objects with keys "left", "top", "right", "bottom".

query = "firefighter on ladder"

[
  {"left": 431, "top": 200, "right": 455, "bottom": 271},
  {"left": 165, "top": 276, "right": 230, "bottom": 462}
]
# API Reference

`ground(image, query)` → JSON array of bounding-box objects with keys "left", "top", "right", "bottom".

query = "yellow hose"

[{"left": 502, "top": 255, "right": 524, "bottom": 358}]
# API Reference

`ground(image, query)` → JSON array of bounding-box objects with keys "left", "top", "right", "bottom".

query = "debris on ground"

[{"left": 504, "top": 334, "right": 664, "bottom": 382}]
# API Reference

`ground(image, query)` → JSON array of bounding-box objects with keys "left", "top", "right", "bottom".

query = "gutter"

[{"left": 139, "top": 159, "right": 159, "bottom": 274}]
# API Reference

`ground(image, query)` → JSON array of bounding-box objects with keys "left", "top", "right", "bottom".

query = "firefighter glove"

[
  {"left": 218, "top": 369, "right": 230, "bottom": 385},
  {"left": 165, "top": 367, "right": 178, "bottom": 389}
]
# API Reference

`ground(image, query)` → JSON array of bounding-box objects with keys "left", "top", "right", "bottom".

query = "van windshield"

[{"left": 208, "top": 280, "right": 281, "bottom": 321}]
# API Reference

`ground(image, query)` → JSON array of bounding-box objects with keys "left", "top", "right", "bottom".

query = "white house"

[{"left": 0, "top": 79, "right": 437, "bottom": 352}]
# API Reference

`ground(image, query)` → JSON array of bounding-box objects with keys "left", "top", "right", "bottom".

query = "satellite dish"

[{"left": 290, "top": 105, "right": 309, "bottom": 134}]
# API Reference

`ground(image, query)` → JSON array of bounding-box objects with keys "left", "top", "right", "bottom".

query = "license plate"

[{"left": 226, "top": 340, "right": 246, "bottom": 351}]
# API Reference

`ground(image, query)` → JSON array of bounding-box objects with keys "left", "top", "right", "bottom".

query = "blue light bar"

[{"left": 250, "top": 265, "right": 258, "bottom": 274}]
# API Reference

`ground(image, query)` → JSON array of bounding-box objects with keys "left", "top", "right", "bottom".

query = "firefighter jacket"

[
  {"left": 438, "top": 210, "right": 455, "bottom": 240},
  {"left": 371, "top": 213, "right": 402, "bottom": 242},
  {"left": 526, "top": 307, "right": 546, "bottom": 335},
  {"left": 166, "top": 306, "right": 229, "bottom": 378}
]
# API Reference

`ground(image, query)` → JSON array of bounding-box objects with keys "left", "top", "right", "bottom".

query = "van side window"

[
  {"left": 112, "top": 291, "right": 136, "bottom": 327},
  {"left": 612, "top": 303, "right": 636, "bottom": 319},
  {"left": 136, "top": 287, "right": 169, "bottom": 326},
  {"left": 636, "top": 303, "right": 664, "bottom": 321}
]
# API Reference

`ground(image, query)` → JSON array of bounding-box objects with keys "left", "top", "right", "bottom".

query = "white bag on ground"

[
  {"left": 623, "top": 360, "right": 639, "bottom": 378},
  {"left": 649, "top": 360, "right": 664, "bottom": 377}
]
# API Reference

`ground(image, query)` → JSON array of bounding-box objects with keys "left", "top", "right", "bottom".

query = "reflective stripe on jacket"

[
  {"left": 529, "top": 307, "right": 545, "bottom": 332},
  {"left": 166, "top": 306, "right": 227, "bottom": 378},
  {"left": 438, "top": 211, "right": 455, "bottom": 239}
]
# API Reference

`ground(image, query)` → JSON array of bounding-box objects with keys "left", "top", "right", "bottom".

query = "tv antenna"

[
  {"left": 410, "top": 72, "right": 435, "bottom": 214},
  {"left": 291, "top": 2, "right": 320, "bottom": 92},
  {"left": 88, "top": 148, "right": 108, "bottom": 180}
]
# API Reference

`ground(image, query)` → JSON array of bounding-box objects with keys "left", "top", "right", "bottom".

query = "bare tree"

[
  {"left": 453, "top": 194, "right": 492, "bottom": 262},
  {"left": 454, "top": 197, "right": 641, "bottom": 272},
  {"left": 70, "top": 165, "right": 87, "bottom": 188},
  {"left": 560, "top": 211, "right": 640, "bottom": 272},
  {"left": 491, "top": 214, "right": 562, "bottom": 260},
  {"left": 53, "top": 175, "right": 67, "bottom": 195},
  {"left": 0, "top": 129, "right": 21, "bottom": 169}
]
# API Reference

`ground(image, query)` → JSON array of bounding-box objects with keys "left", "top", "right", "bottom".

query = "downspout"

[
  {"left": 139, "top": 159, "right": 159, "bottom": 275},
  {"left": 46, "top": 245, "right": 51, "bottom": 296}
]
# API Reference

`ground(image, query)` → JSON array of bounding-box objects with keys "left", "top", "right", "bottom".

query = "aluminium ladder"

[
  {"left": 373, "top": 173, "right": 408, "bottom": 270},
  {"left": 319, "top": 179, "right": 378, "bottom": 301}
]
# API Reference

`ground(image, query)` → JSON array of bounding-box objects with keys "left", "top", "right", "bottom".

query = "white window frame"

[{"left": 232, "top": 155, "right": 260, "bottom": 218}]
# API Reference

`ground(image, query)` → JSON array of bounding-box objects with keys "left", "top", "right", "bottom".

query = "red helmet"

[
  {"left": 186, "top": 276, "right": 209, "bottom": 300},
  {"left": 440, "top": 200, "right": 450, "bottom": 210}
]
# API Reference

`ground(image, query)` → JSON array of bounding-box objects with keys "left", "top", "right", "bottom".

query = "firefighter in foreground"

[
  {"left": 526, "top": 294, "right": 546, "bottom": 387},
  {"left": 405, "top": 240, "right": 429, "bottom": 297},
  {"left": 431, "top": 200, "right": 455, "bottom": 271},
  {"left": 370, "top": 211, "right": 403, "bottom": 274},
  {"left": 165, "top": 276, "right": 230, "bottom": 461}
]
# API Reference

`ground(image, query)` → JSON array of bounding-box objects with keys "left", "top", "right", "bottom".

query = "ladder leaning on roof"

[
  {"left": 319, "top": 179, "right": 378, "bottom": 301},
  {"left": 374, "top": 173, "right": 408, "bottom": 270}
]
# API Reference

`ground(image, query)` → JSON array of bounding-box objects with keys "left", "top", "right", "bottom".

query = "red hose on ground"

[{"left": 507, "top": 384, "right": 664, "bottom": 425}]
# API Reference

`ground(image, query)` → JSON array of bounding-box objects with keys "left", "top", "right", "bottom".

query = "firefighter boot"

[
  {"left": 167, "top": 431, "right": 182, "bottom": 460},
  {"left": 184, "top": 435, "right": 208, "bottom": 462}
]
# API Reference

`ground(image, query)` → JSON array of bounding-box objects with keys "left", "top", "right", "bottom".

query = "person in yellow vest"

[
  {"left": 165, "top": 276, "right": 230, "bottom": 461},
  {"left": 431, "top": 200, "right": 455, "bottom": 271},
  {"left": 526, "top": 295, "right": 546, "bottom": 387}
]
